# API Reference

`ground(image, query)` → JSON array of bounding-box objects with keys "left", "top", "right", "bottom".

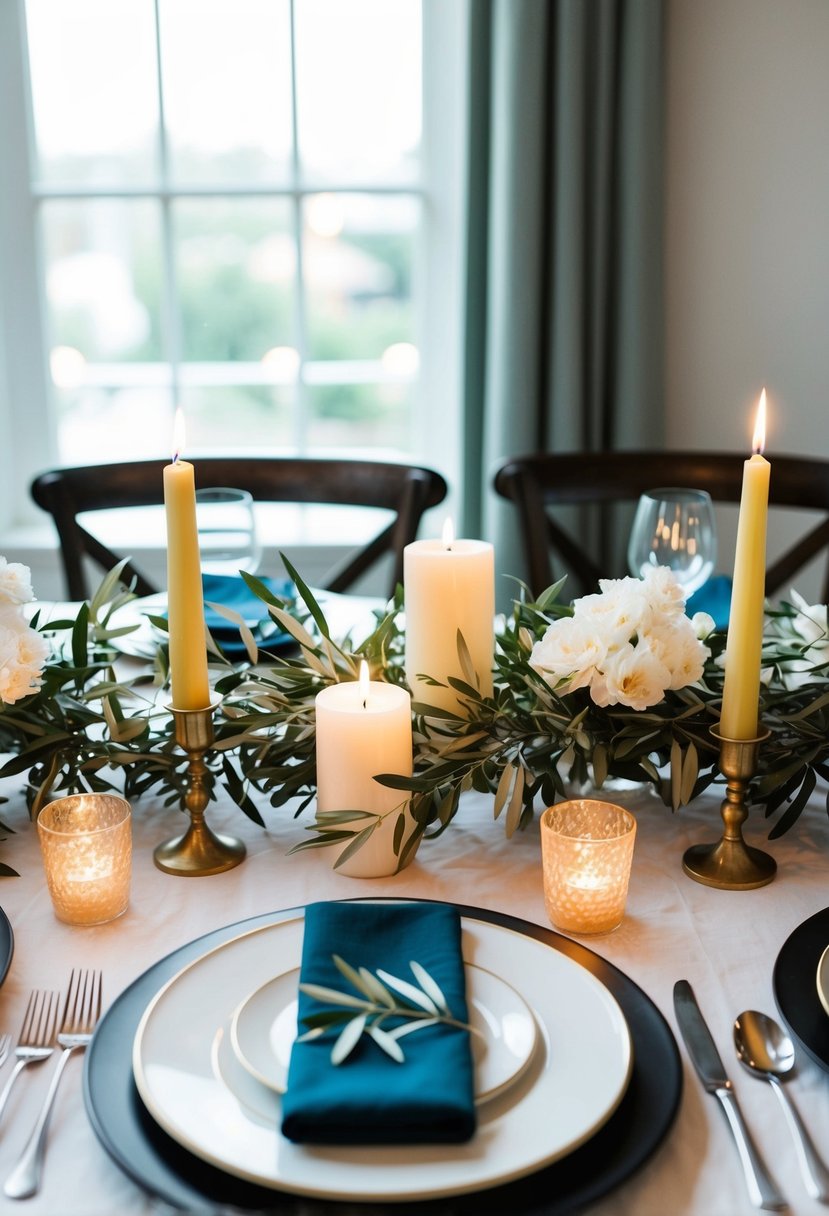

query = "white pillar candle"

[
  {"left": 315, "top": 662, "right": 413, "bottom": 820},
  {"left": 404, "top": 521, "right": 495, "bottom": 714}
]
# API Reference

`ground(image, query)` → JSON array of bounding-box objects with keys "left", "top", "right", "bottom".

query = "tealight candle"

[
  {"left": 540, "top": 800, "right": 636, "bottom": 935},
  {"left": 404, "top": 520, "right": 494, "bottom": 714},
  {"left": 37, "top": 794, "right": 132, "bottom": 926},
  {"left": 315, "top": 662, "right": 413, "bottom": 877}
]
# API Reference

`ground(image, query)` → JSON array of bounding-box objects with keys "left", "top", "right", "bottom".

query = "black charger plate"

[
  {"left": 84, "top": 900, "right": 681, "bottom": 1215},
  {"left": 773, "top": 906, "right": 829, "bottom": 1072},
  {"left": 0, "top": 907, "right": 13, "bottom": 987}
]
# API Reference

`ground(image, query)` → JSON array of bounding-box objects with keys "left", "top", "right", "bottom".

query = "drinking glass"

[
  {"left": 195, "top": 487, "right": 262, "bottom": 577},
  {"left": 627, "top": 488, "right": 717, "bottom": 597}
]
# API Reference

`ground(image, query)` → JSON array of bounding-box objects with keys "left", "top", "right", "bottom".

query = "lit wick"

[
  {"left": 752, "top": 387, "right": 767, "bottom": 455},
  {"left": 359, "top": 660, "right": 370, "bottom": 710},
  {"left": 442, "top": 517, "right": 454, "bottom": 552}
]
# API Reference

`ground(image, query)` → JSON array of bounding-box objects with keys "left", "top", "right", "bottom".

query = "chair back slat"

[
  {"left": 494, "top": 450, "right": 829, "bottom": 601},
  {"left": 32, "top": 458, "right": 447, "bottom": 601}
]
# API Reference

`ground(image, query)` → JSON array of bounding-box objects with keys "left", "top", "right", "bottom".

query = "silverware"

[
  {"left": 4, "top": 970, "right": 102, "bottom": 1200},
  {"left": 673, "top": 979, "right": 787, "bottom": 1211},
  {"left": 0, "top": 1034, "right": 11, "bottom": 1069},
  {"left": 735, "top": 1008, "right": 829, "bottom": 1202},
  {"left": 0, "top": 991, "right": 59, "bottom": 1127}
]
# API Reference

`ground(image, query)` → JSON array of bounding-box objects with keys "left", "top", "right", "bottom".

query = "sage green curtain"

[{"left": 462, "top": 0, "right": 665, "bottom": 605}]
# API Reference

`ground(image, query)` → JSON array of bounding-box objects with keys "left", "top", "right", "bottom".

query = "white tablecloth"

[{"left": 0, "top": 768, "right": 828, "bottom": 1216}]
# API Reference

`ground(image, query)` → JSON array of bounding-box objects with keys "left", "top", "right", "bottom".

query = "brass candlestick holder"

[
  {"left": 682, "top": 725, "right": 775, "bottom": 890},
  {"left": 154, "top": 700, "right": 246, "bottom": 876}
]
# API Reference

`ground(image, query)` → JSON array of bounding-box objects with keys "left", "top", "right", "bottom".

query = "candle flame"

[
  {"left": 752, "top": 388, "right": 767, "bottom": 455},
  {"left": 172, "top": 407, "right": 186, "bottom": 464},
  {"left": 442, "top": 517, "right": 454, "bottom": 550},
  {"left": 359, "top": 659, "right": 370, "bottom": 708}
]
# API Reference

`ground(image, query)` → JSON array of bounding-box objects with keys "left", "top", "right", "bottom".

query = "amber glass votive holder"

[
  {"left": 37, "top": 794, "right": 132, "bottom": 926},
  {"left": 541, "top": 800, "right": 637, "bottom": 935}
]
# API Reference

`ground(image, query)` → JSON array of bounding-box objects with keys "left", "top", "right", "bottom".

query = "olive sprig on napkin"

[{"left": 297, "top": 953, "right": 479, "bottom": 1065}]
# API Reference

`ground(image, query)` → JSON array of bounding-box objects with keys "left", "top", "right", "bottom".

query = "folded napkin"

[
  {"left": 687, "top": 574, "right": 731, "bottom": 630},
  {"left": 200, "top": 573, "right": 294, "bottom": 657},
  {"left": 281, "top": 901, "right": 476, "bottom": 1145}
]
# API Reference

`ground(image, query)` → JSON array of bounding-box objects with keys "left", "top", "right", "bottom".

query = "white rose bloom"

[
  {"left": 640, "top": 566, "right": 687, "bottom": 617},
  {"left": 0, "top": 615, "right": 49, "bottom": 704},
  {"left": 530, "top": 615, "right": 608, "bottom": 692},
  {"left": 0, "top": 558, "right": 35, "bottom": 607},
  {"left": 590, "top": 639, "right": 671, "bottom": 710},
  {"left": 577, "top": 579, "right": 650, "bottom": 648}
]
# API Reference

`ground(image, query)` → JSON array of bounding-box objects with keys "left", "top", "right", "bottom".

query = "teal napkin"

[
  {"left": 687, "top": 574, "right": 731, "bottom": 630},
  {"left": 281, "top": 901, "right": 476, "bottom": 1145},
  {"left": 200, "top": 573, "right": 294, "bottom": 657}
]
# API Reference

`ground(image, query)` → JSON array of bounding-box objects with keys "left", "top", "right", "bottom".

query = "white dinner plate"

[
  {"left": 133, "top": 914, "right": 632, "bottom": 1202},
  {"left": 816, "top": 944, "right": 829, "bottom": 1017},
  {"left": 229, "top": 962, "right": 538, "bottom": 1105}
]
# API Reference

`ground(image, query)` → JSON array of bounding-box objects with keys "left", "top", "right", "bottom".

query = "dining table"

[{"left": 1, "top": 753, "right": 829, "bottom": 1216}]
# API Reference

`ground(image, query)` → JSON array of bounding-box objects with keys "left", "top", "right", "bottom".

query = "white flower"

[
  {"left": 590, "top": 639, "right": 672, "bottom": 710},
  {"left": 530, "top": 616, "right": 607, "bottom": 692},
  {"left": 0, "top": 557, "right": 47, "bottom": 705},
  {"left": 640, "top": 565, "right": 687, "bottom": 618},
  {"left": 690, "top": 611, "right": 716, "bottom": 640},
  {"left": 577, "top": 578, "right": 650, "bottom": 648},
  {"left": 0, "top": 558, "right": 35, "bottom": 607},
  {"left": 788, "top": 589, "right": 828, "bottom": 646},
  {"left": 531, "top": 565, "right": 711, "bottom": 709},
  {"left": 0, "top": 614, "right": 49, "bottom": 704}
]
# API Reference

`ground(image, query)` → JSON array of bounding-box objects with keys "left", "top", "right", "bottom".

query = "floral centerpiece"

[{"left": 1, "top": 555, "right": 828, "bottom": 875}]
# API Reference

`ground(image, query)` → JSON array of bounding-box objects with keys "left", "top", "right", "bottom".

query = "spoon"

[{"left": 734, "top": 1009, "right": 829, "bottom": 1203}]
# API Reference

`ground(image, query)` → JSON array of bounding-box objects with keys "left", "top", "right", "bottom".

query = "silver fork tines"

[
  {"left": 4, "top": 971, "right": 102, "bottom": 1200},
  {"left": 0, "top": 1034, "right": 12, "bottom": 1070},
  {"left": 0, "top": 990, "right": 58, "bottom": 1128}
]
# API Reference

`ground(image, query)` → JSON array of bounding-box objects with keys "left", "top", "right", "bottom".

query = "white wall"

[{"left": 665, "top": 0, "right": 829, "bottom": 599}]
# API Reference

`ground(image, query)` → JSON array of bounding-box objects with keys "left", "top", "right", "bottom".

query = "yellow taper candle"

[
  {"left": 720, "top": 390, "right": 770, "bottom": 739},
  {"left": 163, "top": 411, "right": 210, "bottom": 710}
]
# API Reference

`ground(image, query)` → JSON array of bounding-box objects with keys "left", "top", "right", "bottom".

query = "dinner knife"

[{"left": 673, "top": 980, "right": 787, "bottom": 1211}]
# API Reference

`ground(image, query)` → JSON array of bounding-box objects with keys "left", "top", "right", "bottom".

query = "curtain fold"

[{"left": 462, "top": 0, "right": 665, "bottom": 604}]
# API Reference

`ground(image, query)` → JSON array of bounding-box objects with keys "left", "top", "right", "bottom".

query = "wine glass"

[
  {"left": 627, "top": 487, "right": 717, "bottom": 597},
  {"left": 195, "top": 487, "right": 263, "bottom": 577}
]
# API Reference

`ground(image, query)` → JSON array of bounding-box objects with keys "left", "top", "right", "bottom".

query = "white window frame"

[{"left": 0, "top": 0, "right": 469, "bottom": 588}]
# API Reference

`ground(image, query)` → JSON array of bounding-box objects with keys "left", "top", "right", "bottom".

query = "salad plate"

[{"left": 229, "top": 960, "right": 538, "bottom": 1105}]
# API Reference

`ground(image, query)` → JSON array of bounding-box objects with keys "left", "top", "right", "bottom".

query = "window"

[{"left": 0, "top": 0, "right": 467, "bottom": 538}]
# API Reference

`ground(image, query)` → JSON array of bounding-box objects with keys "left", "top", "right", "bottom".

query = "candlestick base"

[
  {"left": 154, "top": 702, "right": 246, "bottom": 877},
  {"left": 681, "top": 726, "right": 775, "bottom": 890}
]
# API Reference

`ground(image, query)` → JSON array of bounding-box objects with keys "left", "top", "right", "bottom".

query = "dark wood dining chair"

[
  {"left": 493, "top": 450, "right": 829, "bottom": 600},
  {"left": 31, "top": 457, "right": 448, "bottom": 601}
]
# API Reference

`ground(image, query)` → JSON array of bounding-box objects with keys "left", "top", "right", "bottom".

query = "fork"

[
  {"left": 0, "top": 1033, "right": 11, "bottom": 1069},
  {"left": 0, "top": 991, "right": 59, "bottom": 1127},
  {"left": 4, "top": 970, "right": 102, "bottom": 1200}
]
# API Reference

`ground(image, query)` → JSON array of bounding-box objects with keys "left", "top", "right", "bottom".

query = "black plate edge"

[
  {"left": 83, "top": 897, "right": 682, "bottom": 1215},
  {"left": 0, "top": 906, "right": 13, "bottom": 988},
  {"left": 772, "top": 905, "right": 829, "bottom": 1073}
]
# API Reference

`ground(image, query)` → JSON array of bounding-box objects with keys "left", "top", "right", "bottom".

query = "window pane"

[
  {"left": 174, "top": 199, "right": 296, "bottom": 363},
  {"left": 41, "top": 199, "right": 164, "bottom": 362},
  {"left": 295, "top": 0, "right": 421, "bottom": 185},
  {"left": 159, "top": 0, "right": 293, "bottom": 185},
  {"left": 304, "top": 194, "right": 418, "bottom": 361},
  {"left": 55, "top": 385, "right": 172, "bottom": 465},
  {"left": 306, "top": 381, "right": 412, "bottom": 453},
  {"left": 181, "top": 385, "right": 295, "bottom": 452},
  {"left": 26, "top": 0, "right": 159, "bottom": 186}
]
